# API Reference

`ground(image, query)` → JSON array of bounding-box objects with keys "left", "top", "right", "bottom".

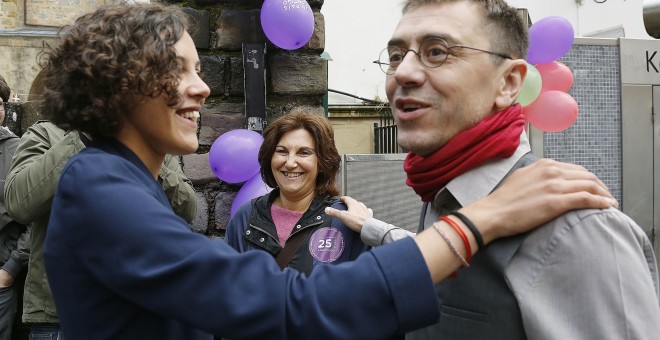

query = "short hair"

[
  {"left": 0, "top": 75, "right": 9, "bottom": 103},
  {"left": 39, "top": 3, "right": 190, "bottom": 136},
  {"left": 258, "top": 108, "right": 341, "bottom": 198},
  {"left": 402, "top": 0, "right": 528, "bottom": 60}
]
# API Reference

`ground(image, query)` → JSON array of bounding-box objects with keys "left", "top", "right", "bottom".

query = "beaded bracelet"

[
  {"left": 432, "top": 221, "right": 470, "bottom": 268},
  {"left": 451, "top": 211, "right": 484, "bottom": 250},
  {"left": 439, "top": 215, "right": 472, "bottom": 263}
]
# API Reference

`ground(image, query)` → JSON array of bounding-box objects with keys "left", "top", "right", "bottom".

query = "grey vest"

[{"left": 407, "top": 153, "right": 537, "bottom": 340}]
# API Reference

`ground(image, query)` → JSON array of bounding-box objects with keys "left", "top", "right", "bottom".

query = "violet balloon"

[
  {"left": 231, "top": 174, "right": 273, "bottom": 218},
  {"left": 527, "top": 16, "right": 574, "bottom": 65},
  {"left": 261, "top": 0, "right": 315, "bottom": 50},
  {"left": 523, "top": 91, "right": 578, "bottom": 133},
  {"left": 209, "top": 129, "right": 263, "bottom": 184}
]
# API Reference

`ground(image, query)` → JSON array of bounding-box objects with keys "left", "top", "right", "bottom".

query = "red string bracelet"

[{"left": 439, "top": 215, "right": 472, "bottom": 264}]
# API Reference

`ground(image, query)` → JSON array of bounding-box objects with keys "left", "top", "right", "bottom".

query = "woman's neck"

[
  {"left": 274, "top": 191, "right": 315, "bottom": 212},
  {"left": 116, "top": 126, "right": 165, "bottom": 179}
]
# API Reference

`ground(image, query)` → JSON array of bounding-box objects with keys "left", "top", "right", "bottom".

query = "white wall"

[{"left": 322, "top": 0, "right": 652, "bottom": 105}]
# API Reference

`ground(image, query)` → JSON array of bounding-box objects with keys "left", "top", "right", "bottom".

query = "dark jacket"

[
  {"left": 44, "top": 137, "right": 440, "bottom": 339},
  {"left": 4, "top": 121, "right": 196, "bottom": 324},
  {"left": 225, "top": 189, "right": 370, "bottom": 276},
  {"left": 0, "top": 126, "right": 28, "bottom": 277}
]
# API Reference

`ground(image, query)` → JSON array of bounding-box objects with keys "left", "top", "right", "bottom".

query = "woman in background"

[{"left": 226, "top": 109, "right": 369, "bottom": 275}]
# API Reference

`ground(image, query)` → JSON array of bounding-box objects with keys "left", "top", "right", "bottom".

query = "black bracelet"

[{"left": 451, "top": 211, "right": 484, "bottom": 250}]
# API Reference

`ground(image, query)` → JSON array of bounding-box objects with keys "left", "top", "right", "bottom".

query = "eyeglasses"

[{"left": 373, "top": 37, "right": 512, "bottom": 75}]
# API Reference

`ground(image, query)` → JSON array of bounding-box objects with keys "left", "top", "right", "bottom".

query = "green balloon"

[{"left": 516, "top": 63, "right": 542, "bottom": 106}]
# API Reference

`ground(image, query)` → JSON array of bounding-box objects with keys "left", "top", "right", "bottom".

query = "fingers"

[
  {"left": 464, "top": 158, "right": 618, "bottom": 244},
  {"left": 327, "top": 196, "right": 373, "bottom": 233},
  {"left": 518, "top": 159, "right": 611, "bottom": 197}
]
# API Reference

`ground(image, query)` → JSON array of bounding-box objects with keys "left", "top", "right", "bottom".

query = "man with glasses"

[
  {"left": 328, "top": 0, "right": 660, "bottom": 339},
  {"left": 0, "top": 75, "right": 28, "bottom": 340}
]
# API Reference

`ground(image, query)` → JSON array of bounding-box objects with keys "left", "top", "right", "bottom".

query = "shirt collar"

[{"left": 433, "top": 131, "right": 531, "bottom": 208}]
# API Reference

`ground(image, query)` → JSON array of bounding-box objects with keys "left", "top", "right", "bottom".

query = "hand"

[
  {"left": 0, "top": 269, "right": 14, "bottom": 288},
  {"left": 325, "top": 196, "right": 373, "bottom": 233},
  {"left": 461, "top": 159, "right": 617, "bottom": 244}
]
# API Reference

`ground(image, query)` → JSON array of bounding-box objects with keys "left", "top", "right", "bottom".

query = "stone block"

[
  {"left": 198, "top": 102, "right": 245, "bottom": 146},
  {"left": 229, "top": 56, "right": 245, "bottom": 96},
  {"left": 190, "top": 192, "right": 209, "bottom": 234},
  {"left": 214, "top": 9, "right": 266, "bottom": 50},
  {"left": 182, "top": 152, "right": 217, "bottom": 185},
  {"left": 305, "top": 12, "right": 325, "bottom": 51},
  {"left": 214, "top": 191, "right": 235, "bottom": 232},
  {"left": 182, "top": 7, "right": 210, "bottom": 50},
  {"left": 200, "top": 55, "right": 226, "bottom": 96},
  {"left": 269, "top": 54, "right": 327, "bottom": 95}
]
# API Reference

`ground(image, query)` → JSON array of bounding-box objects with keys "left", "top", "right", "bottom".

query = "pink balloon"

[
  {"left": 261, "top": 0, "right": 315, "bottom": 50},
  {"left": 536, "top": 61, "right": 573, "bottom": 93},
  {"left": 231, "top": 174, "right": 273, "bottom": 218},
  {"left": 523, "top": 91, "right": 579, "bottom": 133},
  {"left": 209, "top": 129, "right": 263, "bottom": 184}
]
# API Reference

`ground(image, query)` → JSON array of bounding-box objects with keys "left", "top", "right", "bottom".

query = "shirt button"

[
  {"left": 316, "top": 216, "right": 321, "bottom": 220},
  {"left": 245, "top": 230, "right": 251, "bottom": 235},
  {"left": 259, "top": 238, "right": 265, "bottom": 243},
  {"left": 296, "top": 225, "right": 301, "bottom": 229}
]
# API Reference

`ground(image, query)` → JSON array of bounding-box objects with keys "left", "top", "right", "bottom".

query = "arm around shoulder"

[{"left": 361, "top": 218, "right": 415, "bottom": 246}]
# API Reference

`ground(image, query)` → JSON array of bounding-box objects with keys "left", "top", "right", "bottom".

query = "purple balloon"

[
  {"left": 208, "top": 129, "right": 263, "bottom": 184},
  {"left": 526, "top": 16, "right": 574, "bottom": 65},
  {"left": 231, "top": 174, "right": 273, "bottom": 218},
  {"left": 261, "top": 0, "right": 314, "bottom": 50}
]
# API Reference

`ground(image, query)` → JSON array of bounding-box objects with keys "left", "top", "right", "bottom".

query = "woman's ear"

[{"left": 494, "top": 59, "right": 527, "bottom": 109}]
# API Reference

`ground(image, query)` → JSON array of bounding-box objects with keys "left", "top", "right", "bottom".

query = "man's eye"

[
  {"left": 275, "top": 150, "right": 288, "bottom": 155},
  {"left": 389, "top": 51, "right": 404, "bottom": 63},
  {"left": 426, "top": 47, "right": 448, "bottom": 58}
]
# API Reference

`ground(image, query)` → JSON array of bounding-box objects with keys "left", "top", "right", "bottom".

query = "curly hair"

[
  {"left": 0, "top": 75, "right": 9, "bottom": 103},
  {"left": 402, "top": 0, "right": 528, "bottom": 60},
  {"left": 39, "top": 3, "right": 189, "bottom": 136},
  {"left": 258, "top": 107, "right": 341, "bottom": 198}
]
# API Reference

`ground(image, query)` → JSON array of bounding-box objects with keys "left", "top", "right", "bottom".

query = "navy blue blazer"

[{"left": 44, "top": 137, "right": 438, "bottom": 340}]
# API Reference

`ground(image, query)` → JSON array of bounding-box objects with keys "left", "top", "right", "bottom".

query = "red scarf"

[{"left": 404, "top": 104, "right": 525, "bottom": 202}]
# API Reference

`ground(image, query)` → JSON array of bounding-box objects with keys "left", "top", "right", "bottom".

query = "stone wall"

[
  {"left": 166, "top": 0, "right": 328, "bottom": 237},
  {"left": 1, "top": 0, "right": 328, "bottom": 239},
  {"left": 0, "top": 0, "right": 20, "bottom": 29}
]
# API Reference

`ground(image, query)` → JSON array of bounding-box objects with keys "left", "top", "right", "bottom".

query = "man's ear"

[{"left": 494, "top": 59, "right": 527, "bottom": 110}]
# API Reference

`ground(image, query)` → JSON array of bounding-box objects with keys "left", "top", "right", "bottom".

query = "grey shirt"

[{"left": 362, "top": 132, "right": 660, "bottom": 339}]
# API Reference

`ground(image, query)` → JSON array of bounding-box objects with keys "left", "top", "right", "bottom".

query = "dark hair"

[
  {"left": 402, "top": 0, "right": 528, "bottom": 59},
  {"left": 258, "top": 108, "right": 341, "bottom": 198},
  {"left": 0, "top": 75, "right": 9, "bottom": 103},
  {"left": 39, "top": 3, "right": 189, "bottom": 136}
]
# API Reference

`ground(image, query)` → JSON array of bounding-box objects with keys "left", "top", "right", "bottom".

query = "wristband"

[
  {"left": 439, "top": 215, "right": 471, "bottom": 263},
  {"left": 432, "top": 221, "right": 469, "bottom": 268},
  {"left": 451, "top": 211, "right": 484, "bottom": 250}
]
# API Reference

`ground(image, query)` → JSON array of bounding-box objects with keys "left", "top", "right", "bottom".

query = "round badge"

[{"left": 308, "top": 227, "right": 345, "bottom": 263}]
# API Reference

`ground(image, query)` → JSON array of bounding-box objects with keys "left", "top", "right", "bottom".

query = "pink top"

[{"left": 271, "top": 204, "right": 305, "bottom": 246}]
